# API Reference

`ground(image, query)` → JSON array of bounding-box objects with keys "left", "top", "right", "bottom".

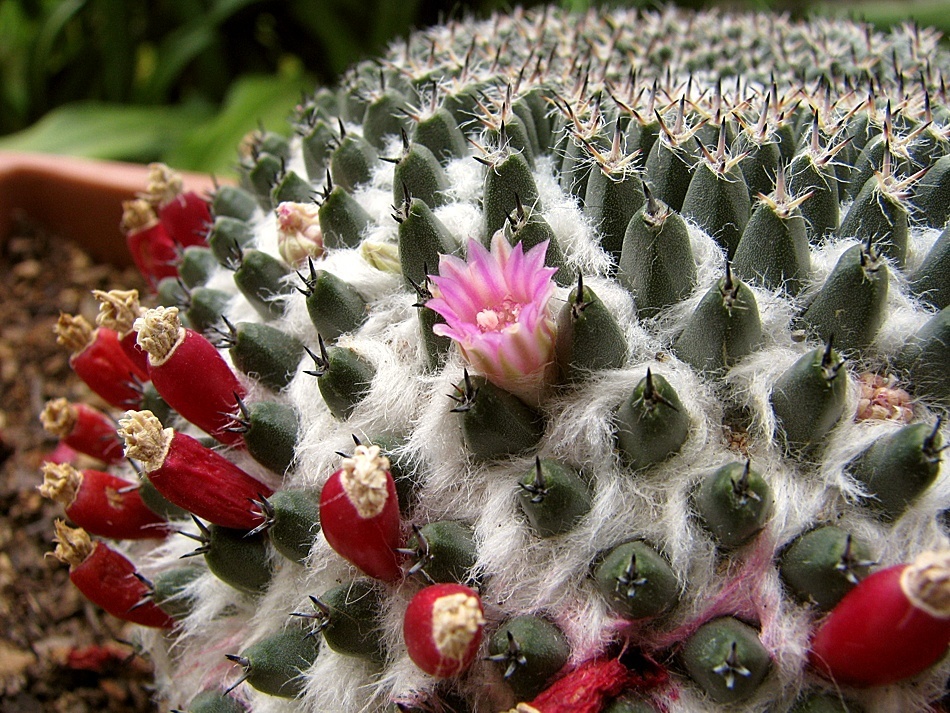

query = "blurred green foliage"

[{"left": 0, "top": 0, "right": 927, "bottom": 175}]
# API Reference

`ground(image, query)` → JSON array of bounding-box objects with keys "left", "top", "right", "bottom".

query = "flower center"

[{"left": 475, "top": 297, "right": 521, "bottom": 333}]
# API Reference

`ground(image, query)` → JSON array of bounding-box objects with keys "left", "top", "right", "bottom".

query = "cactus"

[{"left": 41, "top": 6, "right": 950, "bottom": 712}]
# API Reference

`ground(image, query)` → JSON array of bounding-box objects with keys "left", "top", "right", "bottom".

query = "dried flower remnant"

[
  {"left": 856, "top": 372, "right": 914, "bottom": 423},
  {"left": 427, "top": 234, "right": 557, "bottom": 403}
]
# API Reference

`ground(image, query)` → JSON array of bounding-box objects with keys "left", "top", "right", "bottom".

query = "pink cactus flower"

[{"left": 427, "top": 234, "right": 558, "bottom": 404}]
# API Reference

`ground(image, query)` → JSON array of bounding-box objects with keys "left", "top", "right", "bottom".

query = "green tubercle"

[
  {"left": 518, "top": 457, "right": 592, "bottom": 538},
  {"left": 614, "top": 369, "right": 690, "bottom": 471},
  {"left": 692, "top": 460, "right": 773, "bottom": 548},
  {"left": 487, "top": 615, "right": 570, "bottom": 700},
  {"left": 673, "top": 264, "right": 763, "bottom": 376},
  {"left": 770, "top": 340, "right": 848, "bottom": 456},
  {"left": 451, "top": 371, "right": 544, "bottom": 463},
  {"left": 555, "top": 273, "right": 629, "bottom": 383},
  {"left": 226, "top": 628, "right": 320, "bottom": 698},
  {"left": 617, "top": 185, "right": 696, "bottom": 319},
  {"left": 592, "top": 540, "right": 680, "bottom": 620},
  {"left": 779, "top": 525, "right": 873, "bottom": 611},
  {"left": 680, "top": 616, "right": 771, "bottom": 704}
]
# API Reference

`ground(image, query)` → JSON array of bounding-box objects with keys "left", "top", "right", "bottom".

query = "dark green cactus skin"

[
  {"left": 211, "top": 185, "right": 259, "bottom": 222},
  {"left": 555, "top": 278, "right": 629, "bottom": 383},
  {"left": 778, "top": 525, "right": 872, "bottom": 611},
  {"left": 617, "top": 194, "right": 696, "bottom": 319},
  {"left": 518, "top": 458, "right": 592, "bottom": 538},
  {"left": 788, "top": 152, "right": 839, "bottom": 244},
  {"left": 412, "top": 107, "right": 468, "bottom": 163},
  {"left": 787, "top": 691, "right": 865, "bottom": 713},
  {"left": 179, "top": 246, "right": 218, "bottom": 289},
  {"left": 301, "top": 118, "right": 336, "bottom": 181},
  {"left": 396, "top": 197, "right": 457, "bottom": 289},
  {"left": 329, "top": 133, "right": 377, "bottom": 192},
  {"left": 152, "top": 565, "right": 203, "bottom": 620},
  {"left": 241, "top": 401, "right": 299, "bottom": 475},
  {"left": 184, "top": 689, "right": 250, "bottom": 713},
  {"left": 733, "top": 199, "right": 811, "bottom": 295},
  {"left": 838, "top": 178, "right": 908, "bottom": 268},
  {"left": 602, "top": 693, "right": 660, "bottom": 713},
  {"left": 407, "top": 520, "right": 477, "bottom": 583},
  {"left": 139, "top": 382, "right": 173, "bottom": 428},
  {"left": 645, "top": 138, "right": 694, "bottom": 213},
  {"left": 271, "top": 170, "right": 313, "bottom": 205},
  {"left": 592, "top": 540, "right": 680, "bottom": 620},
  {"left": 156, "top": 276, "right": 190, "bottom": 310},
  {"left": 318, "top": 185, "right": 373, "bottom": 249},
  {"left": 848, "top": 421, "right": 944, "bottom": 521},
  {"left": 229, "top": 321, "right": 305, "bottom": 392},
  {"left": 303, "top": 269, "right": 367, "bottom": 342},
  {"left": 453, "top": 373, "right": 544, "bottom": 462},
  {"left": 798, "top": 242, "right": 888, "bottom": 354},
  {"left": 483, "top": 150, "right": 541, "bottom": 240},
  {"left": 682, "top": 159, "right": 751, "bottom": 259},
  {"left": 680, "top": 617, "right": 771, "bottom": 704},
  {"left": 185, "top": 287, "right": 231, "bottom": 334},
  {"left": 231, "top": 629, "right": 320, "bottom": 698},
  {"left": 614, "top": 371, "right": 689, "bottom": 471},
  {"left": 248, "top": 152, "right": 283, "bottom": 207},
  {"left": 488, "top": 615, "right": 570, "bottom": 700},
  {"left": 362, "top": 91, "right": 411, "bottom": 150},
  {"left": 204, "top": 525, "right": 273, "bottom": 595},
  {"left": 912, "top": 154, "right": 950, "bottom": 229},
  {"left": 347, "top": 435, "right": 413, "bottom": 517},
  {"left": 911, "top": 227, "right": 950, "bottom": 310},
  {"left": 312, "top": 345, "right": 376, "bottom": 420},
  {"left": 585, "top": 165, "right": 646, "bottom": 263},
  {"left": 208, "top": 216, "right": 255, "bottom": 267},
  {"left": 318, "top": 580, "right": 386, "bottom": 662},
  {"left": 417, "top": 299, "right": 452, "bottom": 372},
  {"left": 263, "top": 489, "right": 320, "bottom": 564},
  {"left": 503, "top": 203, "right": 568, "bottom": 285},
  {"left": 895, "top": 306, "right": 950, "bottom": 407},
  {"left": 693, "top": 461, "right": 773, "bottom": 548},
  {"left": 735, "top": 136, "right": 780, "bottom": 201},
  {"left": 392, "top": 142, "right": 449, "bottom": 210},
  {"left": 233, "top": 249, "right": 295, "bottom": 321},
  {"left": 673, "top": 268, "right": 763, "bottom": 376},
  {"left": 770, "top": 344, "right": 847, "bottom": 456}
]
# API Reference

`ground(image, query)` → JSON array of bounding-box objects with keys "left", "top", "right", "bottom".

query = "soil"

[{"left": 0, "top": 223, "right": 158, "bottom": 713}]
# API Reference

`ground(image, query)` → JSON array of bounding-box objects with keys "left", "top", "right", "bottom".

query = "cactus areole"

[{"left": 42, "top": 6, "right": 950, "bottom": 711}]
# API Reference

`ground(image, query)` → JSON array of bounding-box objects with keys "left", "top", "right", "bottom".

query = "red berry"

[
  {"left": 93, "top": 289, "right": 149, "bottom": 376},
  {"left": 40, "top": 398, "right": 124, "bottom": 464},
  {"left": 403, "top": 583, "right": 485, "bottom": 678},
  {"left": 134, "top": 306, "right": 246, "bottom": 446},
  {"left": 52, "top": 521, "right": 174, "bottom": 629},
  {"left": 122, "top": 198, "right": 179, "bottom": 289},
  {"left": 145, "top": 163, "right": 211, "bottom": 248},
  {"left": 119, "top": 410, "right": 272, "bottom": 530},
  {"left": 808, "top": 550, "right": 950, "bottom": 687},
  {"left": 40, "top": 463, "right": 169, "bottom": 540},
  {"left": 320, "top": 445, "right": 403, "bottom": 582},
  {"left": 55, "top": 314, "right": 147, "bottom": 409}
]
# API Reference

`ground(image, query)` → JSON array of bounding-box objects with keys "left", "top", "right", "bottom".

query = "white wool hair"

[{"left": 132, "top": 123, "right": 950, "bottom": 712}]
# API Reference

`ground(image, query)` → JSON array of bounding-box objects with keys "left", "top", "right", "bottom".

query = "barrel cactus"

[{"left": 43, "top": 6, "right": 950, "bottom": 713}]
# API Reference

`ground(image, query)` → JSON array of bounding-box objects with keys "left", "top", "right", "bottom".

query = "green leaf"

[
  {"left": 0, "top": 100, "right": 212, "bottom": 161},
  {"left": 164, "top": 67, "right": 313, "bottom": 176}
]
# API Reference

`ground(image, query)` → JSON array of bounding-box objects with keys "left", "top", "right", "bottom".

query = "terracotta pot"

[{"left": 0, "top": 152, "right": 218, "bottom": 267}]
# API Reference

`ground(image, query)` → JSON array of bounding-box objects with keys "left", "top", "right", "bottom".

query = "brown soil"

[{"left": 0, "top": 223, "right": 157, "bottom": 713}]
